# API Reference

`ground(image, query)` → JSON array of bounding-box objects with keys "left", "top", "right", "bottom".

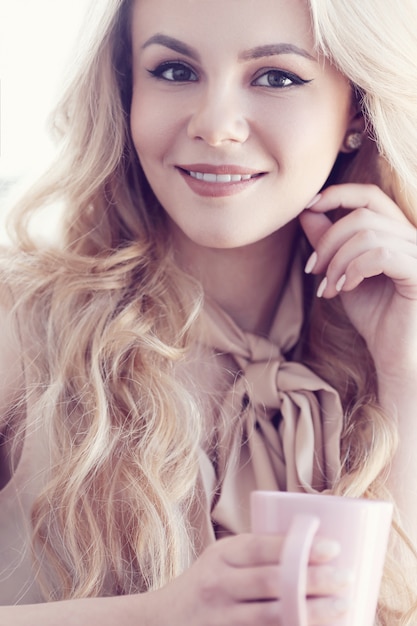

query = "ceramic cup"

[{"left": 250, "top": 490, "right": 393, "bottom": 626}]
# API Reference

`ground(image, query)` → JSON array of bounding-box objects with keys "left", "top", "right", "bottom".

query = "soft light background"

[{"left": 0, "top": 0, "right": 89, "bottom": 235}]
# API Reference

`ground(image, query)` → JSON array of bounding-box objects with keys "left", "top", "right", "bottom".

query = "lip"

[{"left": 176, "top": 164, "right": 265, "bottom": 197}]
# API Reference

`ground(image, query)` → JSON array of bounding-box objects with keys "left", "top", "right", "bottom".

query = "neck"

[{"left": 170, "top": 220, "right": 300, "bottom": 334}]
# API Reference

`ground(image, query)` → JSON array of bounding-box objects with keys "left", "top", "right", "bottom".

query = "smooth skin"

[
  {"left": 130, "top": 0, "right": 355, "bottom": 252},
  {"left": 144, "top": 534, "right": 351, "bottom": 626},
  {"left": 130, "top": 0, "right": 357, "bottom": 336},
  {"left": 0, "top": 535, "right": 349, "bottom": 626}
]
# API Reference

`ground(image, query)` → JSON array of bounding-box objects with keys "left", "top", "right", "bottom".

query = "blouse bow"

[{"left": 198, "top": 259, "right": 344, "bottom": 534}]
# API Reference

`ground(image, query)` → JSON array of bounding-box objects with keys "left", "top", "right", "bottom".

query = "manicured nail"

[
  {"left": 335, "top": 274, "right": 346, "bottom": 292},
  {"left": 316, "top": 277, "right": 328, "bottom": 298},
  {"left": 304, "top": 251, "right": 318, "bottom": 274},
  {"left": 305, "top": 193, "right": 322, "bottom": 208}
]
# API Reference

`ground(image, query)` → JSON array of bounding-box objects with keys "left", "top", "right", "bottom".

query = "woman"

[{"left": 0, "top": 0, "right": 416, "bottom": 623}]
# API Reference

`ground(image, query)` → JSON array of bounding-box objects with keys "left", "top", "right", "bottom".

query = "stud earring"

[{"left": 344, "top": 131, "right": 363, "bottom": 151}]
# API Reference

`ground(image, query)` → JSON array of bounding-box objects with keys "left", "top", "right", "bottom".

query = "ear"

[{"left": 340, "top": 110, "right": 366, "bottom": 154}]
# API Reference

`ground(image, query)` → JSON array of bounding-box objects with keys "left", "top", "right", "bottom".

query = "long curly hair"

[{"left": 3, "top": 0, "right": 417, "bottom": 622}]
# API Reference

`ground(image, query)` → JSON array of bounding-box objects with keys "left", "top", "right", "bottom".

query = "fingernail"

[
  {"left": 304, "top": 251, "right": 318, "bottom": 274},
  {"left": 312, "top": 539, "right": 340, "bottom": 559},
  {"left": 335, "top": 274, "right": 346, "bottom": 292},
  {"left": 305, "top": 193, "right": 321, "bottom": 208},
  {"left": 316, "top": 276, "right": 328, "bottom": 298}
]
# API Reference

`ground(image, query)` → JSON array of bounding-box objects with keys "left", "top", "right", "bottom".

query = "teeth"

[{"left": 189, "top": 171, "right": 254, "bottom": 183}]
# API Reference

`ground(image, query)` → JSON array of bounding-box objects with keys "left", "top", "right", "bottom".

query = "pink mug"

[{"left": 250, "top": 490, "right": 393, "bottom": 626}]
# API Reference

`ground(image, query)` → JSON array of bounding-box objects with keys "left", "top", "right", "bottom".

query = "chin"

[{"left": 190, "top": 229, "right": 266, "bottom": 250}]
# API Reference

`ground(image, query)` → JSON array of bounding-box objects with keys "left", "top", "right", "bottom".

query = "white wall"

[{"left": 0, "top": 0, "right": 89, "bottom": 224}]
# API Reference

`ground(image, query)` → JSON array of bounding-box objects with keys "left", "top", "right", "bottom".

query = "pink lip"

[
  {"left": 176, "top": 164, "right": 265, "bottom": 198},
  {"left": 178, "top": 163, "right": 262, "bottom": 176}
]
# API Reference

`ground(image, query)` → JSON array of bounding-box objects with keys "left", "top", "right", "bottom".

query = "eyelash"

[
  {"left": 252, "top": 69, "right": 311, "bottom": 88},
  {"left": 147, "top": 61, "right": 198, "bottom": 82},
  {"left": 147, "top": 61, "right": 311, "bottom": 88}
]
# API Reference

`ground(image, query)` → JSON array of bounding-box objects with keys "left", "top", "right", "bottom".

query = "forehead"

[{"left": 131, "top": 0, "right": 315, "bottom": 52}]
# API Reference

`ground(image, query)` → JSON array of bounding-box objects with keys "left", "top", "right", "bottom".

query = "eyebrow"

[
  {"left": 142, "top": 34, "right": 200, "bottom": 61},
  {"left": 141, "top": 34, "right": 316, "bottom": 63},
  {"left": 240, "top": 43, "right": 316, "bottom": 62}
]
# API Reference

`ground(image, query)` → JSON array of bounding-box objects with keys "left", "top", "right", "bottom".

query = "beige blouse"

[
  {"left": 0, "top": 260, "right": 344, "bottom": 604},
  {"left": 192, "top": 257, "right": 343, "bottom": 545}
]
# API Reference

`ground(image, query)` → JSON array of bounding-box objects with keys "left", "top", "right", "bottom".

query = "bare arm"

[
  {"left": 0, "top": 534, "right": 349, "bottom": 626},
  {"left": 0, "top": 594, "right": 151, "bottom": 626}
]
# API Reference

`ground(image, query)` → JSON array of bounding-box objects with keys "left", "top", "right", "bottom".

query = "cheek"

[
  {"left": 130, "top": 87, "right": 170, "bottom": 158},
  {"left": 257, "top": 96, "right": 337, "bottom": 149},
  {"left": 130, "top": 90, "right": 155, "bottom": 160},
  {"left": 278, "top": 99, "right": 349, "bottom": 168},
  {"left": 130, "top": 87, "right": 185, "bottom": 162}
]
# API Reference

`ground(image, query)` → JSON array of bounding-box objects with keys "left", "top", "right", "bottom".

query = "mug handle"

[{"left": 280, "top": 514, "right": 320, "bottom": 626}]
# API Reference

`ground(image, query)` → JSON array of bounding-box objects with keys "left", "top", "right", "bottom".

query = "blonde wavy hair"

[{"left": 3, "top": 0, "right": 417, "bottom": 622}]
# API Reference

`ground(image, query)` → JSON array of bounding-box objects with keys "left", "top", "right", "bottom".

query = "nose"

[{"left": 187, "top": 83, "right": 250, "bottom": 146}]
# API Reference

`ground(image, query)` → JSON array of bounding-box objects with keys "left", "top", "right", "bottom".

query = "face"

[{"left": 130, "top": 0, "right": 354, "bottom": 250}]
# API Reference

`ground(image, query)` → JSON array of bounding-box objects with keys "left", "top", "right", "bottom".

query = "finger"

[
  {"left": 227, "top": 595, "right": 350, "bottom": 626},
  {"left": 227, "top": 599, "right": 280, "bottom": 626},
  {"left": 299, "top": 209, "right": 333, "bottom": 251},
  {"left": 230, "top": 565, "right": 353, "bottom": 602},
  {"left": 221, "top": 534, "right": 340, "bottom": 568},
  {"left": 307, "top": 565, "right": 354, "bottom": 596},
  {"left": 316, "top": 231, "right": 417, "bottom": 297},
  {"left": 220, "top": 534, "right": 283, "bottom": 568},
  {"left": 336, "top": 248, "right": 417, "bottom": 300},
  {"left": 304, "top": 211, "right": 416, "bottom": 277},
  {"left": 307, "top": 596, "right": 350, "bottom": 625},
  {"left": 307, "top": 183, "right": 409, "bottom": 223}
]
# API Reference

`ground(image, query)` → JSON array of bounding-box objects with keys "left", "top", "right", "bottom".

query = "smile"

[
  {"left": 188, "top": 171, "right": 253, "bottom": 183},
  {"left": 177, "top": 164, "right": 264, "bottom": 184},
  {"left": 176, "top": 165, "right": 264, "bottom": 198}
]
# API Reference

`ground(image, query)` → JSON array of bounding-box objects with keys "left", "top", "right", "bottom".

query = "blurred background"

[{"left": 0, "top": 0, "right": 89, "bottom": 238}]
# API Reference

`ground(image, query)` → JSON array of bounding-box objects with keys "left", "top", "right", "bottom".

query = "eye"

[
  {"left": 252, "top": 69, "right": 311, "bottom": 88},
  {"left": 147, "top": 61, "right": 198, "bottom": 82}
]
